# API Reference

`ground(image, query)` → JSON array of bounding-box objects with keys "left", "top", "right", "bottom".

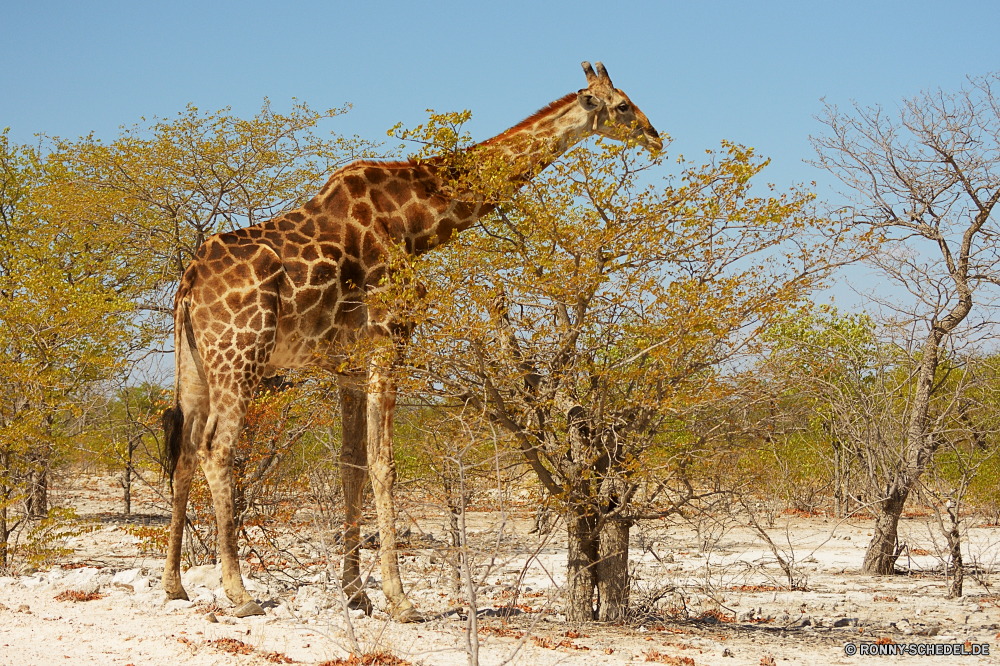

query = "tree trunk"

[
  {"left": 0, "top": 448, "right": 9, "bottom": 568},
  {"left": 863, "top": 332, "right": 941, "bottom": 575},
  {"left": 28, "top": 466, "right": 47, "bottom": 518},
  {"left": 596, "top": 518, "right": 630, "bottom": 622},
  {"left": 122, "top": 437, "right": 137, "bottom": 516},
  {"left": 946, "top": 502, "right": 963, "bottom": 599},
  {"left": 444, "top": 476, "right": 463, "bottom": 596},
  {"left": 861, "top": 485, "right": 906, "bottom": 574},
  {"left": 565, "top": 512, "right": 598, "bottom": 622}
]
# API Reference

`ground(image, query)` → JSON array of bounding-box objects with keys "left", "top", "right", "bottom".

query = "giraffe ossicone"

[{"left": 160, "top": 61, "right": 660, "bottom": 622}]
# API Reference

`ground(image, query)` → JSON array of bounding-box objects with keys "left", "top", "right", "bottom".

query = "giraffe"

[{"left": 160, "top": 61, "right": 661, "bottom": 621}]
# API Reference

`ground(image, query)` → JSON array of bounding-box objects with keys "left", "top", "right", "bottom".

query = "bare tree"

[{"left": 812, "top": 72, "right": 1000, "bottom": 574}]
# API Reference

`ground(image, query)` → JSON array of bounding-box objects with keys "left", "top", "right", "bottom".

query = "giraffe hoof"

[
  {"left": 392, "top": 606, "right": 425, "bottom": 624},
  {"left": 234, "top": 600, "right": 266, "bottom": 618},
  {"left": 164, "top": 588, "right": 189, "bottom": 601}
]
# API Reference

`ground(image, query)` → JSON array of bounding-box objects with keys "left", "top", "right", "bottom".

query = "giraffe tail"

[
  {"left": 161, "top": 403, "right": 184, "bottom": 486},
  {"left": 161, "top": 299, "right": 188, "bottom": 487}
]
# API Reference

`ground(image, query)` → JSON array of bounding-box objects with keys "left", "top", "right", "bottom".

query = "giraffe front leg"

[
  {"left": 163, "top": 450, "right": 196, "bottom": 601},
  {"left": 339, "top": 380, "right": 372, "bottom": 615},
  {"left": 367, "top": 362, "right": 423, "bottom": 623}
]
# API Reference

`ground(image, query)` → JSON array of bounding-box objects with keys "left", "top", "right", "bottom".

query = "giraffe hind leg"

[
  {"left": 198, "top": 366, "right": 269, "bottom": 616},
  {"left": 197, "top": 399, "right": 260, "bottom": 612},
  {"left": 162, "top": 381, "right": 208, "bottom": 600}
]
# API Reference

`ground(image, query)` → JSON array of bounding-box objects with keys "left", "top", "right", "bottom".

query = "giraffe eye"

[{"left": 617, "top": 103, "right": 629, "bottom": 112}]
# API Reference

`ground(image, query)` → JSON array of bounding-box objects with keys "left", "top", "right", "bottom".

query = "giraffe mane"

[
  {"left": 479, "top": 93, "right": 578, "bottom": 147},
  {"left": 347, "top": 157, "right": 424, "bottom": 169}
]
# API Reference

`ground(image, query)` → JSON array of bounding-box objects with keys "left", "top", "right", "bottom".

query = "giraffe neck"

[
  {"left": 295, "top": 93, "right": 597, "bottom": 259},
  {"left": 403, "top": 92, "right": 592, "bottom": 243},
  {"left": 472, "top": 92, "right": 591, "bottom": 186}
]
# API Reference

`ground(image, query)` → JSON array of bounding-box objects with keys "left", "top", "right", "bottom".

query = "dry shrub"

[
  {"left": 122, "top": 524, "right": 168, "bottom": 555},
  {"left": 262, "top": 651, "right": 294, "bottom": 664},
  {"left": 318, "top": 653, "right": 410, "bottom": 666},
  {"left": 54, "top": 590, "right": 103, "bottom": 602},
  {"left": 184, "top": 384, "right": 330, "bottom": 566},
  {"left": 695, "top": 609, "right": 734, "bottom": 622},
  {"left": 761, "top": 656, "right": 776, "bottom": 666}
]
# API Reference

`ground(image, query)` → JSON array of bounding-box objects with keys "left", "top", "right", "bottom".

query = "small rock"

[
  {"left": 368, "top": 589, "right": 389, "bottom": 613},
  {"left": 16, "top": 604, "right": 30, "bottom": 613},
  {"left": 349, "top": 608, "right": 366, "bottom": 619},
  {"left": 243, "top": 577, "right": 268, "bottom": 594},
  {"left": 70, "top": 580, "right": 100, "bottom": 596},
  {"left": 722, "top": 648, "right": 734, "bottom": 657},
  {"left": 212, "top": 588, "right": 235, "bottom": 608},
  {"left": 165, "top": 599, "right": 195, "bottom": 611},
  {"left": 182, "top": 565, "right": 221, "bottom": 590},
  {"left": 833, "top": 617, "right": 859, "bottom": 627},
  {"left": 204, "top": 612, "right": 218, "bottom": 623},
  {"left": 21, "top": 576, "right": 47, "bottom": 590},
  {"left": 112, "top": 568, "right": 143, "bottom": 590}
]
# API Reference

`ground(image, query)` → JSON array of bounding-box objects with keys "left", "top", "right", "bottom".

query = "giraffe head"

[{"left": 578, "top": 61, "right": 662, "bottom": 152}]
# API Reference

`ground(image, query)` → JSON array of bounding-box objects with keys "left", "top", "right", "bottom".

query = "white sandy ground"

[{"left": 3, "top": 476, "right": 1000, "bottom": 665}]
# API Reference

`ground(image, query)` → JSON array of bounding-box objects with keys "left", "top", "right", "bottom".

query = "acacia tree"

[
  {"left": 813, "top": 72, "right": 1000, "bottom": 574},
  {"left": 0, "top": 129, "right": 145, "bottom": 568},
  {"left": 383, "top": 115, "right": 846, "bottom": 622}
]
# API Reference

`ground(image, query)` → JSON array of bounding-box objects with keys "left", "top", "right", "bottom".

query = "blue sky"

[{"left": 3, "top": 0, "right": 997, "bottom": 310}]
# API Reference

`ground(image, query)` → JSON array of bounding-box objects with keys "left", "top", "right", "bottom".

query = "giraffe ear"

[
  {"left": 577, "top": 90, "right": 602, "bottom": 112},
  {"left": 581, "top": 61, "right": 598, "bottom": 84}
]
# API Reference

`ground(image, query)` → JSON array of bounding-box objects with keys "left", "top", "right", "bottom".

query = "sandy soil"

[{"left": 3, "top": 475, "right": 1000, "bottom": 665}]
